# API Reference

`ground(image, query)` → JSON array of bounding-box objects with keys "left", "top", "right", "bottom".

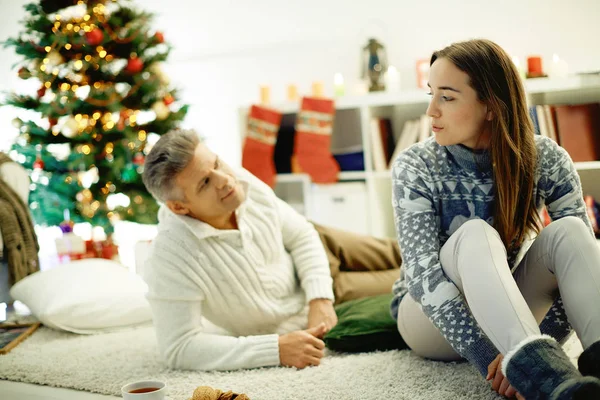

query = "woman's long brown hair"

[{"left": 431, "top": 39, "right": 541, "bottom": 250}]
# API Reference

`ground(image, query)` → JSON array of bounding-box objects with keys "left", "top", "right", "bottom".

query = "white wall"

[{"left": 1, "top": 0, "right": 600, "bottom": 165}]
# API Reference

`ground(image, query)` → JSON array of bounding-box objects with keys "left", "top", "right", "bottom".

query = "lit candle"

[
  {"left": 385, "top": 66, "right": 400, "bottom": 92},
  {"left": 511, "top": 56, "right": 527, "bottom": 80},
  {"left": 259, "top": 85, "right": 271, "bottom": 104},
  {"left": 548, "top": 54, "right": 569, "bottom": 78},
  {"left": 287, "top": 84, "right": 298, "bottom": 101},
  {"left": 311, "top": 81, "right": 324, "bottom": 97},
  {"left": 333, "top": 73, "right": 345, "bottom": 96}
]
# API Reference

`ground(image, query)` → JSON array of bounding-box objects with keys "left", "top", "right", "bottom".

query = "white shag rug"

[{"left": 0, "top": 325, "right": 583, "bottom": 400}]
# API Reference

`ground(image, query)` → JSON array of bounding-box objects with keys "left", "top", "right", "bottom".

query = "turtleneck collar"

[{"left": 445, "top": 143, "right": 492, "bottom": 173}]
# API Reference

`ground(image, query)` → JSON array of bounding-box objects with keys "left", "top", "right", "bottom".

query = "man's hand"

[
  {"left": 487, "top": 353, "right": 520, "bottom": 399},
  {"left": 279, "top": 324, "right": 327, "bottom": 369},
  {"left": 307, "top": 298, "right": 337, "bottom": 332}
]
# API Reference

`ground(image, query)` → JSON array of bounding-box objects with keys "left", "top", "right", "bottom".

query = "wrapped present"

[{"left": 56, "top": 235, "right": 119, "bottom": 262}]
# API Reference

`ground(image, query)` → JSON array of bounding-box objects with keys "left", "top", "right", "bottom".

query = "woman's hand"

[{"left": 487, "top": 354, "right": 520, "bottom": 398}]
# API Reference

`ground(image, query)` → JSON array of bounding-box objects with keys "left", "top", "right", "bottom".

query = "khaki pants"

[
  {"left": 312, "top": 223, "right": 402, "bottom": 304},
  {"left": 397, "top": 217, "right": 600, "bottom": 361}
]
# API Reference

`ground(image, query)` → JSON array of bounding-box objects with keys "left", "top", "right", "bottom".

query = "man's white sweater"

[{"left": 142, "top": 169, "right": 334, "bottom": 371}]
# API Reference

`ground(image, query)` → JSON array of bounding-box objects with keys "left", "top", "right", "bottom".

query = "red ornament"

[
  {"left": 37, "top": 86, "right": 46, "bottom": 98},
  {"left": 163, "top": 94, "right": 174, "bottom": 105},
  {"left": 49, "top": 117, "right": 58, "bottom": 127},
  {"left": 117, "top": 110, "right": 128, "bottom": 130},
  {"left": 126, "top": 57, "right": 144, "bottom": 74},
  {"left": 18, "top": 67, "right": 31, "bottom": 79},
  {"left": 154, "top": 31, "right": 164, "bottom": 43},
  {"left": 133, "top": 152, "right": 145, "bottom": 166},
  {"left": 85, "top": 28, "right": 104, "bottom": 46},
  {"left": 33, "top": 157, "right": 45, "bottom": 170}
]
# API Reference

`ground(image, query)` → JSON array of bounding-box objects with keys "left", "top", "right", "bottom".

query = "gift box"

[{"left": 56, "top": 235, "right": 119, "bottom": 263}]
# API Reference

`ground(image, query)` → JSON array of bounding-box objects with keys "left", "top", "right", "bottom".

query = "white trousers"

[{"left": 398, "top": 216, "right": 600, "bottom": 360}]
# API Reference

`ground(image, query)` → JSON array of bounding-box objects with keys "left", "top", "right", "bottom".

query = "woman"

[{"left": 391, "top": 39, "right": 600, "bottom": 399}]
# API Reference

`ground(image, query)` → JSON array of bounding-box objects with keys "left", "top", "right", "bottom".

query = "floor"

[
  {"left": 0, "top": 381, "right": 120, "bottom": 400},
  {"left": 2, "top": 306, "right": 120, "bottom": 399}
]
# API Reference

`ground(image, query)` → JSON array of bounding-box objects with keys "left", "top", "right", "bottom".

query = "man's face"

[{"left": 166, "top": 142, "right": 246, "bottom": 228}]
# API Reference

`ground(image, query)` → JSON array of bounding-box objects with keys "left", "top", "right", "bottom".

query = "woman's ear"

[{"left": 486, "top": 109, "right": 494, "bottom": 121}]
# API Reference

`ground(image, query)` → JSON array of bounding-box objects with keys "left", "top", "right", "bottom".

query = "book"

[
  {"left": 529, "top": 106, "right": 540, "bottom": 135},
  {"left": 389, "top": 119, "right": 420, "bottom": 168},
  {"left": 555, "top": 103, "right": 600, "bottom": 162},
  {"left": 378, "top": 118, "right": 395, "bottom": 164},
  {"left": 370, "top": 118, "right": 387, "bottom": 171},
  {"left": 536, "top": 105, "right": 549, "bottom": 138},
  {"left": 542, "top": 105, "right": 559, "bottom": 143}
]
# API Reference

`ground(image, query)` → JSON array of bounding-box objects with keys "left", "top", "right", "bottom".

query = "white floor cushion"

[{"left": 10, "top": 258, "right": 152, "bottom": 334}]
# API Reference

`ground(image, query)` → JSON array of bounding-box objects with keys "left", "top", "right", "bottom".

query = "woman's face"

[{"left": 426, "top": 57, "right": 492, "bottom": 149}]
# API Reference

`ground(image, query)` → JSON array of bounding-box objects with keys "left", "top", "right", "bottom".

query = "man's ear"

[{"left": 166, "top": 199, "right": 189, "bottom": 215}]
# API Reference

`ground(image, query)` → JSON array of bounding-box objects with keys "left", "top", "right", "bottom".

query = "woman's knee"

[
  {"left": 545, "top": 216, "right": 588, "bottom": 237},
  {"left": 452, "top": 219, "right": 504, "bottom": 252},
  {"left": 442, "top": 219, "right": 506, "bottom": 282},
  {"left": 455, "top": 218, "right": 498, "bottom": 240}
]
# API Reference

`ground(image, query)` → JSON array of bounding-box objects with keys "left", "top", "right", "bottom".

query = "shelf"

[
  {"left": 338, "top": 171, "right": 368, "bottom": 181},
  {"left": 574, "top": 161, "right": 600, "bottom": 171},
  {"left": 276, "top": 171, "right": 392, "bottom": 183},
  {"left": 373, "top": 162, "right": 600, "bottom": 174},
  {"left": 524, "top": 74, "right": 600, "bottom": 94},
  {"left": 275, "top": 162, "right": 600, "bottom": 184},
  {"left": 276, "top": 171, "right": 369, "bottom": 182},
  {"left": 275, "top": 173, "right": 310, "bottom": 183},
  {"left": 241, "top": 75, "right": 600, "bottom": 114},
  {"left": 253, "top": 90, "right": 431, "bottom": 114}
]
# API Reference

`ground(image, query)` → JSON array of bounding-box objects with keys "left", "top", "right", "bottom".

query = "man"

[{"left": 141, "top": 129, "right": 401, "bottom": 371}]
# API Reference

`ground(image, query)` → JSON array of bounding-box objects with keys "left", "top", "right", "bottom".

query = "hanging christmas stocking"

[
  {"left": 292, "top": 97, "right": 340, "bottom": 183},
  {"left": 242, "top": 105, "right": 282, "bottom": 187}
]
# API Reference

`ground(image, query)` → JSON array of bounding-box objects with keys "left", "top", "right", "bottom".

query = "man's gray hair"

[{"left": 142, "top": 128, "right": 201, "bottom": 203}]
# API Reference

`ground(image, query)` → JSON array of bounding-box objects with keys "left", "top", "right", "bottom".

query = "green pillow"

[{"left": 324, "top": 293, "right": 408, "bottom": 353}]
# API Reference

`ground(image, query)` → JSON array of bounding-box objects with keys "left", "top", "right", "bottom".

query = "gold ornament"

[
  {"left": 151, "top": 101, "right": 170, "bottom": 120},
  {"left": 46, "top": 50, "right": 64, "bottom": 67},
  {"left": 62, "top": 116, "right": 79, "bottom": 138},
  {"left": 149, "top": 63, "right": 170, "bottom": 85}
]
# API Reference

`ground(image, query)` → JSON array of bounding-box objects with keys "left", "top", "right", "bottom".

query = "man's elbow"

[{"left": 160, "top": 342, "right": 185, "bottom": 369}]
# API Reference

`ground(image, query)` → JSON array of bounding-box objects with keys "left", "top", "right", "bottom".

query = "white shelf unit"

[{"left": 239, "top": 75, "right": 600, "bottom": 238}]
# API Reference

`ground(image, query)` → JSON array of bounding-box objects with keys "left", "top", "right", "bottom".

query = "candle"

[
  {"left": 385, "top": 66, "right": 400, "bottom": 92},
  {"left": 333, "top": 73, "right": 345, "bottom": 96},
  {"left": 259, "top": 85, "right": 271, "bottom": 104},
  {"left": 511, "top": 56, "right": 527, "bottom": 80},
  {"left": 548, "top": 54, "right": 569, "bottom": 78},
  {"left": 527, "top": 56, "right": 543, "bottom": 76},
  {"left": 287, "top": 84, "right": 298, "bottom": 101},
  {"left": 312, "top": 81, "right": 324, "bottom": 97}
]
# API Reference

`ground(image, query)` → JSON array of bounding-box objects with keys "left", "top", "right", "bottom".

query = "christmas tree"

[{"left": 2, "top": 0, "right": 188, "bottom": 233}]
